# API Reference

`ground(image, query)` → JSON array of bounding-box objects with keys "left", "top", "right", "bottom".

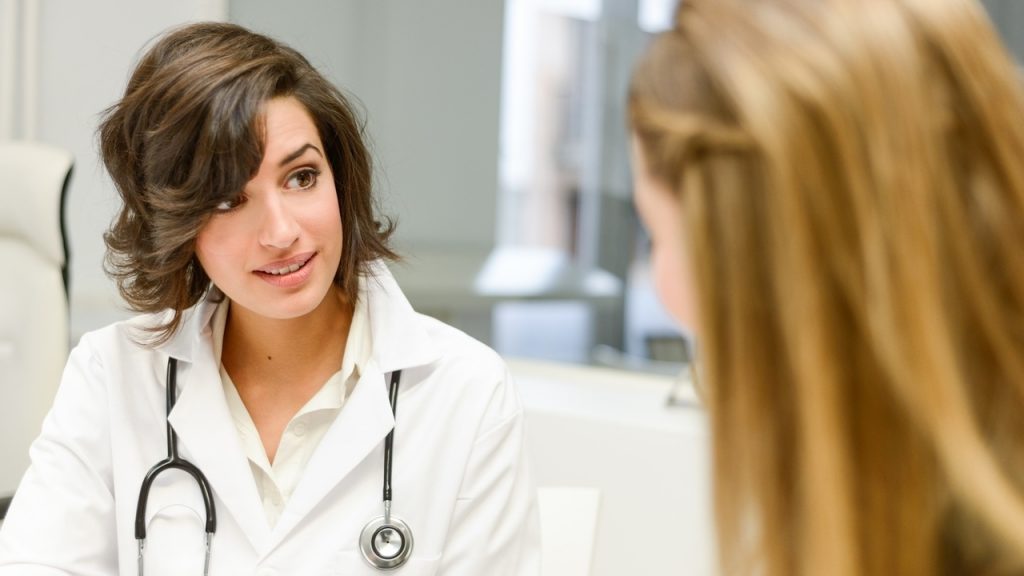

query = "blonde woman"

[{"left": 630, "top": 0, "right": 1024, "bottom": 574}]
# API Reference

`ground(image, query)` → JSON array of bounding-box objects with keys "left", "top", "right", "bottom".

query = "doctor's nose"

[{"left": 257, "top": 194, "right": 300, "bottom": 249}]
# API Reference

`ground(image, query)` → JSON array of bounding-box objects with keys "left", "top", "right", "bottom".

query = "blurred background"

[{"left": 1, "top": 0, "right": 1021, "bottom": 369}]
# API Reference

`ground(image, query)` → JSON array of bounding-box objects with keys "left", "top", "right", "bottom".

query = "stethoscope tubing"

[
  {"left": 134, "top": 357, "right": 410, "bottom": 573},
  {"left": 382, "top": 370, "right": 400, "bottom": 506},
  {"left": 359, "top": 369, "right": 413, "bottom": 570},
  {"left": 134, "top": 358, "right": 217, "bottom": 539}
]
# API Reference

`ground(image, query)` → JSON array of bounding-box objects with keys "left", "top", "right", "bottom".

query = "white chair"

[{"left": 0, "top": 141, "right": 73, "bottom": 519}]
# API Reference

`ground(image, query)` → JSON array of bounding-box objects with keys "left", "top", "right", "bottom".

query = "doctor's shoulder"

[
  {"left": 65, "top": 308, "right": 178, "bottom": 383},
  {"left": 411, "top": 313, "right": 523, "bottom": 431},
  {"left": 74, "top": 308, "right": 172, "bottom": 353},
  {"left": 405, "top": 313, "right": 540, "bottom": 575}
]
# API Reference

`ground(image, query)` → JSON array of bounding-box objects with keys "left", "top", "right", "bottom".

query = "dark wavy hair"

[{"left": 99, "top": 22, "right": 397, "bottom": 344}]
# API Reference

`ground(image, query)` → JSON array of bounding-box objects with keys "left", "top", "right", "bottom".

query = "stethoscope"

[{"left": 134, "top": 357, "right": 413, "bottom": 574}]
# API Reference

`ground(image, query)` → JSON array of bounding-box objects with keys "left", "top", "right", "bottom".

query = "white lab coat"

[{"left": 0, "top": 263, "right": 540, "bottom": 575}]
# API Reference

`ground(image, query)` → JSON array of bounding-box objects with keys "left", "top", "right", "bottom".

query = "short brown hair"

[{"left": 100, "top": 22, "right": 397, "bottom": 343}]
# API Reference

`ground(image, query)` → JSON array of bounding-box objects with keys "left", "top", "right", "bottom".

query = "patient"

[{"left": 629, "top": 0, "right": 1024, "bottom": 574}]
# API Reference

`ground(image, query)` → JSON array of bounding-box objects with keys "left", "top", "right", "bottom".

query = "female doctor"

[{"left": 0, "top": 22, "right": 539, "bottom": 575}]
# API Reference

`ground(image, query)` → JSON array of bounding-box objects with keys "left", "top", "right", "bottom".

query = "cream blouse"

[{"left": 210, "top": 297, "right": 370, "bottom": 527}]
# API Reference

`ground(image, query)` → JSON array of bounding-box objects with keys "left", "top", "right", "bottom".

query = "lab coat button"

[{"left": 293, "top": 421, "right": 307, "bottom": 436}]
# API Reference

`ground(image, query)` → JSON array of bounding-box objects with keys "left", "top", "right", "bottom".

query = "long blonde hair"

[{"left": 630, "top": 0, "right": 1024, "bottom": 574}]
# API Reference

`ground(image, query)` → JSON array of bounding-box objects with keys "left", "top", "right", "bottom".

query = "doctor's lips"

[{"left": 254, "top": 252, "right": 316, "bottom": 277}]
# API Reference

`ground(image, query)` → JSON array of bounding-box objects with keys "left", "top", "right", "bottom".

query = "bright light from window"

[
  {"left": 638, "top": 0, "right": 676, "bottom": 32},
  {"left": 538, "top": 0, "right": 601, "bottom": 22}
]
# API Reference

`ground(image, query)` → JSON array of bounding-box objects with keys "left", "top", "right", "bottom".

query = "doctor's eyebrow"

[{"left": 278, "top": 143, "right": 324, "bottom": 167}]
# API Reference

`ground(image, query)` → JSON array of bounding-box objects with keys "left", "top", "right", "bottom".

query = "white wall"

[
  {"left": 983, "top": 0, "right": 1024, "bottom": 62},
  {"left": 24, "top": 0, "right": 227, "bottom": 341},
  {"left": 231, "top": 0, "right": 505, "bottom": 256}
]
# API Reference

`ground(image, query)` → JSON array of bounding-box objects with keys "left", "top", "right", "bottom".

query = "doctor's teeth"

[{"left": 269, "top": 262, "right": 304, "bottom": 275}]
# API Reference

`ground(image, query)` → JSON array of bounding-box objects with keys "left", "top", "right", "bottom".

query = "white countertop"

[{"left": 510, "top": 358, "right": 716, "bottom": 576}]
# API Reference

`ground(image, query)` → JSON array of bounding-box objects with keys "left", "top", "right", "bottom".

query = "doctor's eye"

[
  {"left": 214, "top": 194, "right": 247, "bottom": 212},
  {"left": 285, "top": 168, "right": 321, "bottom": 191}
]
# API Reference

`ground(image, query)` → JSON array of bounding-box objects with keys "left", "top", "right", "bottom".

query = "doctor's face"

[{"left": 195, "top": 96, "right": 343, "bottom": 321}]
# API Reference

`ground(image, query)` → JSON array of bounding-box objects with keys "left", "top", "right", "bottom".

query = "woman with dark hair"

[{"left": 0, "top": 22, "right": 538, "bottom": 575}]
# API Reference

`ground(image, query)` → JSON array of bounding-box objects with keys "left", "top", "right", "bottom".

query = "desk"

[{"left": 511, "top": 359, "right": 716, "bottom": 576}]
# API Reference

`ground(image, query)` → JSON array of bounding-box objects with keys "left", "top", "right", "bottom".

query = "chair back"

[{"left": 0, "top": 141, "right": 73, "bottom": 511}]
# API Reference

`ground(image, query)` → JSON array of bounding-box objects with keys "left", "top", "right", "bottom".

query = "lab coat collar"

[
  {"left": 156, "top": 287, "right": 223, "bottom": 364},
  {"left": 157, "top": 261, "right": 442, "bottom": 555},
  {"left": 157, "top": 262, "right": 441, "bottom": 372},
  {"left": 363, "top": 260, "right": 442, "bottom": 372}
]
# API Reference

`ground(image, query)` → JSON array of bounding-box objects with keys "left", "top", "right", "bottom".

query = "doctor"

[{"left": 0, "top": 22, "right": 539, "bottom": 575}]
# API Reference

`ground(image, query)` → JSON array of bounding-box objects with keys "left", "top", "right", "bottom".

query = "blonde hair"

[{"left": 630, "top": 0, "right": 1024, "bottom": 574}]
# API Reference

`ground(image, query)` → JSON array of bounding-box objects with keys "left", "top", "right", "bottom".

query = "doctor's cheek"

[{"left": 194, "top": 219, "right": 246, "bottom": 261}]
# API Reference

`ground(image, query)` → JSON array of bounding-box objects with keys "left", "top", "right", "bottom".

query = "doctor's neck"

[{"left": 220, "top": 287, "right": 353, "bottom": 382}]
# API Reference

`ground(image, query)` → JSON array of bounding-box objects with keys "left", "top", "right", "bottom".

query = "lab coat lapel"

[
  {"left": 158, "top": 265, "right": 443, "bottom": 553},
  {"left": 164, "top": 301, "right": 272, "bottom": 553},
  {"left": 267, "top": 361, "right": 394, "bottom": 546},
  {"left": 364, "top": 262, "right": 441, "bottom": 374},
  {"left": 265, "top": 264, "right": 441, "bottom": 548}
]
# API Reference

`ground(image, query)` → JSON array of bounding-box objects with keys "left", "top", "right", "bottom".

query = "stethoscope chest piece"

[
  {"left": 359, "top": 513, "right": 414, "bottom": 570},
  {"left": 360, "top": 369, "right": 413, "bottom": 570}
]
